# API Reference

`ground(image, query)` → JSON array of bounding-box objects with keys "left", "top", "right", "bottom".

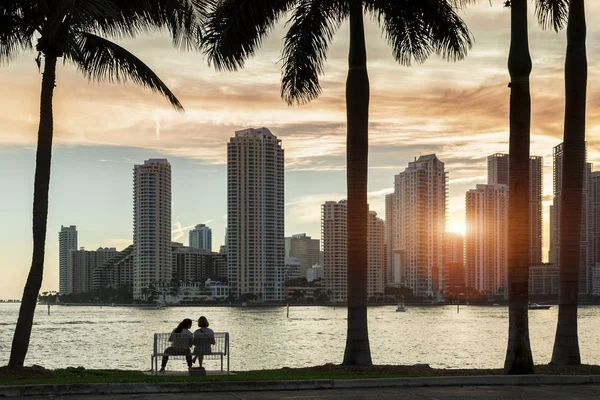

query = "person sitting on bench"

[
  {"left": 160, "top": 318, "right": 193, "bottom": 373},
  {"left": 192, "top": 316, "right": 216, "bottom": 368}
]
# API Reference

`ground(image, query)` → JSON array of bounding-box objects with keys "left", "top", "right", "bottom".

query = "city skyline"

[{"left": 3, "top": 3, "right": 600, "bottom": 299}]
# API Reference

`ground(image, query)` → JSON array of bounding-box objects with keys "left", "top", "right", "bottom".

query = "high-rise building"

[
  {"left": 133, "top": 159, "right": 172, "bottom": 300},
  {"left": 70, "top": 247, "right": 117, "bottom": 294},
  {"left": 367, "top": 211, "right": 385, "bottom": 297},
  {"left": 391, "top": 155, "right": 447, "bottom": 298},
  {"left": 93, "top": 245, "right": 134, "bottom": 291},
  {"left": 171, "top": 242, "right": 227, "bottom": 282},
  {"left": 443, "top": 232, "right": 465, "bottom": 294},
  {"left": 549, "top": 143, "right": 595, "bottom": 294},
  {"left": 487, "top": 153, "right": 543, "bottom": 264},
  {"left": 384, "top": 193, "right": 396, "bottom": 284},
  {"left": 59, "top": 225, "right": 78, "bottom": 295},
  {"left": 465, "top": 184, "right": 509, "bottom": 295},
  {"left": 189, "top": 224, "right": 212, "bottom": 252},
  {"left": 322, "top": 201, "right": 385, "bottom": 301},
  {"left": 227, "top": 128, "right": 285, "bottom": 301},
  {"left": 287, "top": 234, "right": 320, "bottom": 276},
  {"left": 306, "top": 264, "right": 324, "bottom": 282}
]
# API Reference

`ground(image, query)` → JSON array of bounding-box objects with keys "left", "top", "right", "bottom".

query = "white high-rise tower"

[
  {"left": 227, "top": 128, "right": 285, "bottom": 301},
  {"left": 59, "top": 225, "right": 78, "bottom": 295},
  {"left": 391, "top": 155, "right": 447, "bottom": 298},
  {"left": 133, "top": 159, "right": 172, "bottom": 300},
  {"left": 189, "top": 224, "right": 212, "bottom": 252},
  {"left": 465, "top": 184, "right": 509, "bottom": 295}
]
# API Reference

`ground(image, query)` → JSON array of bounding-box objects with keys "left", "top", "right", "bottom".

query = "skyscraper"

[
  {"left": 549, "top": 143, "right": 595, "bottom": 294},
  {"left": 443, "top": 232, "right": 464, "bottom": 294},
  {"left": 133, "top": 159, "right": 172, "bottom": 300},
  {"left": 321, "top": 201, "right": 385, "bottom": 301},
  {"left": 391, "top": 155, "right": 446, "bottom": 298},
  {"left": 70, "top": 247, "right": 117, "bottom": 294},
  {"left": 59, "top": 225, "right": 78, "bottom": 295},
  {"left": 189, "top": 224, "right": 212, "bottom": 252},
  {"left": 487, "top": 153, "right": 543, "bottom": 264},
  {"left": 227, "top": 128, "right": 285, "bottom": 301},
  {"left": 287, "top": 233, "right": 320, "bottom": 276},
  {"left": 465, "top": 184, "right": 509, "bottom": 295},
  {"left": 384, "top": 193, "right": 396, "bottom": 284}
]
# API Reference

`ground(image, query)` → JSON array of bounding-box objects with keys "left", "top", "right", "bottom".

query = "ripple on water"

[{"left": 1, "top": 304, "right": 599, "bottom": 371}]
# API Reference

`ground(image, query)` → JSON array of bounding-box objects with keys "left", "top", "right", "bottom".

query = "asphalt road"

[{"left": 17, "top": 384, "right": 600, "bottom": 400}]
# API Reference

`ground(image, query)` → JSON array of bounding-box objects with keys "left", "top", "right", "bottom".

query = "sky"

[{"left": 1, "top": 3, "right": 600, "bottom": 300}]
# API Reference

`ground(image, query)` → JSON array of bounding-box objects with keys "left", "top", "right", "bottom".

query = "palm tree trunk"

[
  {"left": 551, "top": 0, "right": 586, "bottom": 366},
  {"left": 342, "top": 0, "right": 371, "bottom": 366},
  {"left": 504, "top": 0, "right": 534, "bottom": 375},
  {"left": 8, "top": 54, "right": 58, "bottom": 368}
]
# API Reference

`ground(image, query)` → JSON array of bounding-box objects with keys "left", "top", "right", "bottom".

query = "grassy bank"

[{"left": 2, "top": 364, "right": 600, "bottom": 386}]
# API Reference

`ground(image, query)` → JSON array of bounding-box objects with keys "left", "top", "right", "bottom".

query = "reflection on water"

[{"left": 1, "top": 304, "right": 599, "bottom": 371}]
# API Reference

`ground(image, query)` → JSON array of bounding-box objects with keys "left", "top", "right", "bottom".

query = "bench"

[{"left": 151, "top": 332, "right": 230, "bottom": 375}]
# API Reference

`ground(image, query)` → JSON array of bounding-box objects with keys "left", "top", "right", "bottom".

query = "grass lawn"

[{"left": 2, "top": 364, "right": 600, "bottom": 386}]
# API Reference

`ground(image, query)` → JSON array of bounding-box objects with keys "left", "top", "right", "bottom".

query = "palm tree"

[
  {"left": 1, "top": 0, "right": 208, "bottom": 368},
  {"left": 204, "top": 0, "right": 473, "bottom": 365},
  {"left": 502, "top": 0, "right": 567, "bottom": 374},
  {"left": 548, "top": 0, "right": 586, "bottom": 366}
]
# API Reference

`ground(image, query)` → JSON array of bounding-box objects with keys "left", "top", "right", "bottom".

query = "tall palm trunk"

[
  {"left": 9, "top": 55, "right": 58, "bottom": 368},
  {"left": 551, "top": 0, "right": 586, "bottom": 366},
  {"left": 342, "top": 0, "right": 371, "bottom": 366},
  {"left": 504, "top": 0, "right": 534, "bottom": 375}
]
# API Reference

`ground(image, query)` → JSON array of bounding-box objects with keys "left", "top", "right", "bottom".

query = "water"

[{"left": 1, "top": 303, "right": 599, "bottom": 371}]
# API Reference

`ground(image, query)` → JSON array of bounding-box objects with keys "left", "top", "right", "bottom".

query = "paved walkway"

[{"left": 16, "top": 384, "right": 600, "bottom": 399}]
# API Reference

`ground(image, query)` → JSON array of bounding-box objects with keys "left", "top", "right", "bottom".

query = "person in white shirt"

[
  {"left": 160, "top": 318, "right": 193, "bottom": 373},
  {"left": 192, "top": 316, "right": 216, "bottom": 368}
]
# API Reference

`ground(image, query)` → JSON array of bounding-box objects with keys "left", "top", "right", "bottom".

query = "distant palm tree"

[
  {"left": 0, "top": 0, "right": 208, "bottom": 368},
  {"left": 204, "top": 0, "right": 473, "bottom": 365},
  {"left": 547, "top": 0, "right": 586, "bottom": 366}
]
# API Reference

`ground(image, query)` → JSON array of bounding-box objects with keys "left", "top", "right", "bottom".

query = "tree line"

[{"left": 1, "top": 0, "right": 586, "bottom": 374}]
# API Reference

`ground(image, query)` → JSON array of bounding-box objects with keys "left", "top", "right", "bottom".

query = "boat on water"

[
  {"left": 528, "top": 302, "right": 551, "bottom": 310},
  {"left": 396, "top": 303, "right": 407, "bottom": 312}
]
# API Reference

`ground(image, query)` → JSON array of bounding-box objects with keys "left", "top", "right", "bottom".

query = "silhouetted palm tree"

[
  {"left": 501, "top": 0, "right": 567, "bottom": 374},
  {"left": 204, "top": 0, "right": 473, "bottom": 365},
  {"left": 545, "top": 0, "right": 586, "bottom": 366},
  {"left": 0, "top": 0, "right": 208, "bottom": 368}
]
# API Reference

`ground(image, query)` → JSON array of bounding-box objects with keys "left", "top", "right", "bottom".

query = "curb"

[{"left": 1, "top": 375, "right": 600, "bottom": 397}]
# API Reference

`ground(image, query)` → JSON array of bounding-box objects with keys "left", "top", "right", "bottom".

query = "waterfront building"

[
  {"left": 322, "top": 201, "right": 386, "bottom": 301},
  {"left": 189, "top": 224, "right": 212, "bottom": 252},
  {"left": 70, "top": 247, "right": 117, "bottom": 294},
  {"left": 287, "top": 233, "right": 320, "bottom": 276},
  {"left": 204, "top": 279, "right": 230, "bottom": 300},
  {"left": 529, "top": 264, "right": 559, "bottom": 295},
  {"left": 306, "top": 264, "right": 324, "bottom": 282},
  {"left": 133, "top": 159, "right": 172, "bottom": 300},
  {"left": 384, "top": 193, "right": 396, "bottom": 284},
  {"left": 390, "top": 155, "right": 447, "bottom": 297},
  {"left": 549, "top": 143, "right": 595, "bottom": 294},
  {"left": 92, "top": 245, "right": 134, "bottom": 290},
  {"left": 284, "top": 257, "right": 303, "bottom": 281},
  {"left": 172, "top": 242, "right": 227, "bottom": 282},
  {"left": 487, "top": 153, "right": 543, "bottom": 265},
  {"left": 59, "top": 225, "right": 78, "bottom": 295},
  {"left": 227, "top": 128, "right": 285, "bottom": 301},
  {"left": 443, "top": 232, "right": 464, "bottom": 294},
  {"left": 465, "top": 184, "right": 508, "bottom": 295}
]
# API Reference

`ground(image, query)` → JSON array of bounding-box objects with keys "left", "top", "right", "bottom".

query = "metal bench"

[{"left": 151, "top": 332, "right": 230, "bottom": 375}]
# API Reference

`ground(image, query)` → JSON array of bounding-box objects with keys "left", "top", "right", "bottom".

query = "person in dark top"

[{"left": 159, "top": 318, "right": 193, "bottom": 373}]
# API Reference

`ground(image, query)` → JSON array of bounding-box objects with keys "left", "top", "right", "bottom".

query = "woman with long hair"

[{"left": 160, "top": 318, "right": 193, "bottom": 373}]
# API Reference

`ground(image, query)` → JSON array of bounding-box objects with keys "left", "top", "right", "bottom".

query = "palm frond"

[
  {"left": 65, "top": 31, "right": 183, "bottom": 111},
  {"left": 0, "top": 9, "right": 35, "bottom": 65},
  {"left": 281, "top": 0, "right": 345, "bottom": 105},
  {"left": 204, "top": 0, "right": 296, "bottom": 71},
  {"left": 367, "top": 0, "right": 473, "bottom": 66},
  {"left": 535, "top": 0, "right": 568, "bottom": 32}
]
